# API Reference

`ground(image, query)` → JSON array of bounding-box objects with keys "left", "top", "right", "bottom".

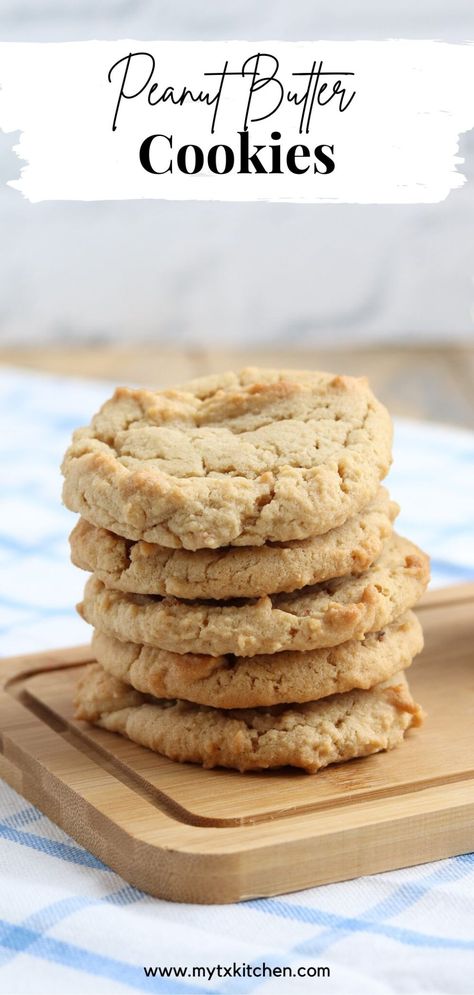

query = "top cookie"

[{"left": 61, "top": 368, "right": 392, "bottom": 550}]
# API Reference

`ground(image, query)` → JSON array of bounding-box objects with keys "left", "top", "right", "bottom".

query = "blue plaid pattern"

[{"left": 0, "top": 367, "right": 473, "bottom": 993}]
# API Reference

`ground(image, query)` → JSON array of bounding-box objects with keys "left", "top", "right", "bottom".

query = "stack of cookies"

[{"left": 62, "top": 368, "right": 429, "bottom": 774}]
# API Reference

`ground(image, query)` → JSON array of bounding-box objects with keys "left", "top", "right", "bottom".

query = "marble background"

[{"left": 0, "top": 1, "right": 473, "bottom": 347}]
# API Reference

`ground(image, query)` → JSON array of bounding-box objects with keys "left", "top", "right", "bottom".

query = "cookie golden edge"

[
  {"left": 70, "top": 487, "right": 399, "bottom": 599},
  {"left": 74, "top": 664, "right": 424, "bottom": 774},
  {"left": 77, "top": 534, "right": 430, "bottom": 657},
  {"left": 91, "top": 611, "right": 423, "bottom": 709}
]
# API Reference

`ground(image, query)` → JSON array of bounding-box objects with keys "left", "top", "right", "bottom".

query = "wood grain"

[{"left": 0, "top": 585, "right": 473, "bottom": 903}]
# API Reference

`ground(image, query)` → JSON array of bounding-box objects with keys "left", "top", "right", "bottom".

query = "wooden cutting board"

[{"left": 1, "top": 583, "right": 473, "bottom": 904}]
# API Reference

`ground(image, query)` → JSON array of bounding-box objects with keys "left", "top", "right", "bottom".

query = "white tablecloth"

[{"left": 0, "top": 367, "right": 473, "bottom": 994}]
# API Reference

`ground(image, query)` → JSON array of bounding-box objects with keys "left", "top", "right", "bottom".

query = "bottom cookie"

[
  {"left": 74, "top": 664, "right": 424, "bottom": 773},
  {"left": 90, "top": 611, "right": 423, "bottom": 709}
]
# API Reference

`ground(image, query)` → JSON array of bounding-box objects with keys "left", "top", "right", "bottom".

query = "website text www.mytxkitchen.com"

[{"left": 143, "top": 961, "right": 331, "bottom": 981}]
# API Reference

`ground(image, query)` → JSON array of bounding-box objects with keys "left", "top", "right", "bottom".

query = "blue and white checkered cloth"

[{"left": 0, "top": 367, "right": 473, "bottom": 994}]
